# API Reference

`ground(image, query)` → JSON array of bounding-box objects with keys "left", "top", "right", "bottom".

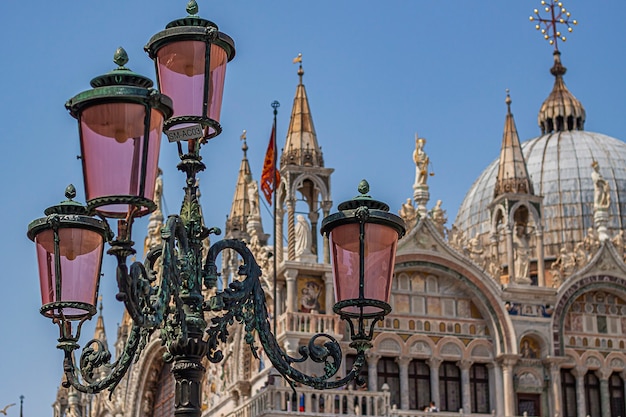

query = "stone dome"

[{"left": 454, "top": 130, "right": 626, "bottom": 257}]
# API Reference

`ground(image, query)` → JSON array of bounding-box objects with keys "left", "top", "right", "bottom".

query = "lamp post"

[{"left": 27, "top": 2, "right": 405, "bottom": 416}]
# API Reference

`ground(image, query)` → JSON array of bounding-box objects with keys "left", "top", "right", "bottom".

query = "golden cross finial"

[{"left": 529, "top": 1, "right": 577, "bottom": 51}]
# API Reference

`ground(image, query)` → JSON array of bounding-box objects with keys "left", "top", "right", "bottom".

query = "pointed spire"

[
  {"left": 226, "top": 131, "right": 254, "bottom": 238},
  {"left": 494, "top": 91, "right": 534, "bottom": 197},
  {"left": 282, "top": 54, "right": 324, "bottom": 168},
  {"left": 93, "top": 296, "right": 108, "bottom": 348},
  {"left": 538, "top": 51, "right": 586, "bottom": 134}
]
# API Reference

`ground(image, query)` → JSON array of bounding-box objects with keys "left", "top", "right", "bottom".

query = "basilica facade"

[{"left": 53, "top": 25, "right": 626, "bottom": 417}]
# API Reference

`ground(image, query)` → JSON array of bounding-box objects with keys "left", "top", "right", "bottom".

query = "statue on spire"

[
  {"left": 412, "top": 133, "right": 432, "bottom": 217},
  {"left": 413, "top": 135, "right": 430, "bottom": 187}
]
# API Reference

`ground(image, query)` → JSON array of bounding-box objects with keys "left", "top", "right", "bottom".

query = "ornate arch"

[
  {"left": 552, "top": 274, "right": 626, "bottom": 356},
  {"left": 127, "top": 337, "right": 168, "bottom": 417},
  {"left": 373, "top": 333, "right": 405, "bottom": 356},
  {"left": 395, "top": 253, "right": 515, "bottom": 356}
]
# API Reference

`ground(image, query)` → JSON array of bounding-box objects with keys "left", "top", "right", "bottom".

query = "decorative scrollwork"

[
  {"left": 79, "top": 339, "right": 112, "bottom": 383},
  {"left": 62, "top": 324, "right": 142, "bottom": 396},
  {"left": 203, "top": 239, "right": 366, "bottom": 390}
]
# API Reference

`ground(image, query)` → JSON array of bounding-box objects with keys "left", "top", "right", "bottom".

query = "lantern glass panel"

[
  {"left": 329, "top": 222, "right": 399, "bottom": 314},
  {"left": 80, "top": 103, "right": 164, "bottom": 216},
  {"left": 35, "top": 228, "right": 104, "bottom": 318},
  {"left": 155, "top": 41, "right": 228, "bottom": 133}
]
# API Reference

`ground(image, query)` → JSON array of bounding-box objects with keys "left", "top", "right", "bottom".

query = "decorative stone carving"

[
  {"left": 517, "top": 371, "right": 540, "bottom": 387},
  {"left": 585, "top": 356, "right": 601, "bottom": 368},
  {"left": 410, "top": 341, "right": 432, "bottom": 355},
  {"left": 430, "top": 200, "right": 447, "bottom": 236},
  {"left": 399, "top": 198, "right": 418, "bottom": 231},
  {"left": 448, "top": 224, "right": 467, "bottom": 253},
  {"left": 464, "top": 235, "right": 486, "bottom": 268},
  {"left": 440, "top": 342, "right": 462, "bottom": 357},
  {"left": 379, "top": 339, "right": 402, "bottom": 354},
  {"left": 471, "top": 345, "right": 492, "bottom": 359}
]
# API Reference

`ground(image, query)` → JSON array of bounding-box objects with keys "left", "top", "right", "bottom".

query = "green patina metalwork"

[{"left": 32, "top": 5, "right": 404, "bottom": 416}]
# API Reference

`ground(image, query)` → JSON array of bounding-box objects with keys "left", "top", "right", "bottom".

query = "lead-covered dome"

[
  {"left": 455, "top": 50, "right": 625, "bottom": 258},
  {"left": 455, "top": 130, "right": 626, "bottom": 257}
]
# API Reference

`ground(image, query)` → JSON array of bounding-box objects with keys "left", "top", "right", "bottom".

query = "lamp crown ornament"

[{"left": 29, "top": 5, "right": 404, "bottom": 417}]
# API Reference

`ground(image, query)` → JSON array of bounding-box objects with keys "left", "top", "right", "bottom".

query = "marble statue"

[
  {"left": 413, "top": 135, "right": 429, "bottom": 186},
  {"left": 513, "top": 223, "right": 530, "bottom": 281},
  {"left": 247, "top": 178, "right": 260, "bottom": 217},
  {"left": 295, "top": 215, "right": 312, "bottom": 256},
  {"left": 592, "top": 160, "right": 610, "bottom": 210}
]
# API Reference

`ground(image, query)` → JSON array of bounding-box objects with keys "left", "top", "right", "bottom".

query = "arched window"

[
  {"left": 585, "top": 371, "right": 601, "bottom": 417},
  {"left": 609, "top": 373, "right": 624, "bottom": 417},
  {"left": 408, "top": 359, "right": 430, "bottom": 410},
  {"left": 152, "top": 362, "right": 175, "bottom": 417},
  {"left": 470, "top": 363, "right": 490, "bottom": 413},
  {"left": 561, "top": 369, "right": 577, "bottom": 417},
  {"left": 439, "top": 361, "right": 461, "bottom": 412},
  {"left": 377, "top": 357, "right": 400, "bottom": 408}
]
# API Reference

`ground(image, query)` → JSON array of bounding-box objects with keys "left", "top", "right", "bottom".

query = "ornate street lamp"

[
  {"left": 145, "top": 0, "right": 235, "bottom": 141},
  {"left": 28, "top": 2, "right": 405, "bottom": 416},
  {"left": 65, "top": 47, "right": 173, "bottom": 224},
  {"left": 321, "top": 180, "right": 406, "bottom": 346},
  {"left": 27, "top": 185, "right": 109, "bottom": 327}
]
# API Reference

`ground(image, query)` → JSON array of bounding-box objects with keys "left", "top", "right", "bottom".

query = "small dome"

[
  {"left": 455, "top": 130, "right": 626, "bottom": 257},
  {"left": 538, "top": 52, "right": 586, "bottom": 134}
]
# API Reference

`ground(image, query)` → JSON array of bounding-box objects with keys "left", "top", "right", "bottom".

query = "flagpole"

[{"left": 271, "top": 100, "right": 280, "bottom": 333}]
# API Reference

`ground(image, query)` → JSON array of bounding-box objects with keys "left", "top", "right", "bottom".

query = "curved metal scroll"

[
  {"left": 61, "top": 324, "right": 144, "bottom": 396},
  {"left": 203, "top": 239, "right": 369, "bottom": 390},
  {"left": 61, "top": 215, "right": 189, "bottom": 395}
]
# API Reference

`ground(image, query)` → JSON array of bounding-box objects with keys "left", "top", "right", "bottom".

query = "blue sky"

[{"left": 1, "top": 1, "right": 625, "bottom": 415}]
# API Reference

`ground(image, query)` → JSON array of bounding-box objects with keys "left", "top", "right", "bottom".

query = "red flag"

[{"left": 260, "top": 123, "right": 280, "bottom": 204}]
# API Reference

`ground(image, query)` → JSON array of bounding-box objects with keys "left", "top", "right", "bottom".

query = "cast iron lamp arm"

[
  {"left": 60, "top": 214, "right": 194, "bottom": 396},
  {"left": 203, "top": 239, "right": 368, "bottom": 390},
  {"left": 60, "top": 323, "right": 144, "bottom": 396}
]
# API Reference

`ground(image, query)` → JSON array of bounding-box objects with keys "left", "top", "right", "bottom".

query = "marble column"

[
  {"left": 286, "top": 200, "right": 296, "bottom": 261},
  {"left": 427, "top": 358, "right": 442, "bottom": 408},
  {"left": 487, "top": 362, "right": 502, "bottom": 415},
  {"left": 505, "top": 225, "right": 515, "bottom": 283},
  {"left": 598, "top": 369, "right": 612, "bottom": 417},
  {"left": 366, "top": 352, "right": 381, "bottom": 391},
  {"left": 543, "top": 358, "right": 564, "bottom": 417},
  {"left": 275, "top": 282, "right": 285, "bottom": 318},
  {"left": 457, "top": 360, "right": 473, "bottom": 413},
  {"left": 397, "top": 356, "right": 412, "bottom": 410},
  {"left": 276, "top": 206, "right": 284, "bottom": 264},
  {"left": 308, "top": 211, "right": 319, "bottom": 256},
  {"left": 497, "top": 355, "right": 518, "bottom": 417},
  {"left": 321, "top": 201, "right": 332, "bottom": 264},
  {"left": 284, "top": 269, "right": 298, "bottom": 313},
  {"left": 324, "top": 272, "right": 334, "bottom": 316},
  {"left": 571, "top": 366, "right": 587, "bottom": 417},
  {"left": 535, "top": 229, "right": 545, "bottom": 286}
]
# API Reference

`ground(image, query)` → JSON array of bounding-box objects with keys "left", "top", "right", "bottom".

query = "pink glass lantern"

[
  {"left": 66, "top": 48, "right": 173, "bottom": 219},
  {"left": 27, "top": 186, "right": 108, "bottom": 321},
  {"left": 321, "top": 180, "right": 406, "bottom": 320},
  {"left": 146, "top": 2, "right": 235, "bottom": 140}
]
